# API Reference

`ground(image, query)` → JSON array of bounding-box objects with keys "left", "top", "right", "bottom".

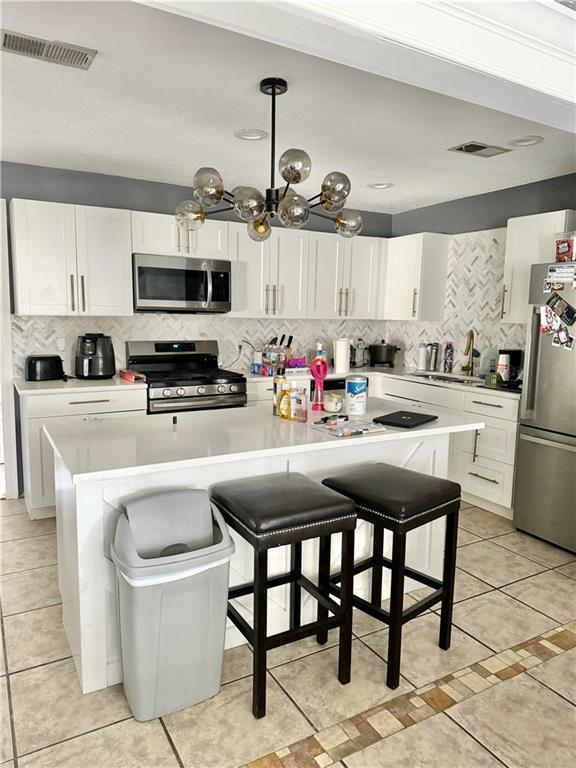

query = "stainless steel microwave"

[{"left": 133, "top": 254, "right": 231, "bottom": 313}]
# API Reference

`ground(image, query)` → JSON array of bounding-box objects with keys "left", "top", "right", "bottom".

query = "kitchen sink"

[{"left": 411, "top": 372, "right": 483, "bottom": 385}]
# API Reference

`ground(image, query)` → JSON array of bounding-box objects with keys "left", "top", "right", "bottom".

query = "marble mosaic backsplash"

[{"left": 10, "top": 228, "right": 526, "bottom": 377}]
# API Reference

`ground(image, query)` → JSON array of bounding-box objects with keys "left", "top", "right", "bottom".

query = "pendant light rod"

[{"left": 259, "top": 77, "right": 288, "bottom": 193}]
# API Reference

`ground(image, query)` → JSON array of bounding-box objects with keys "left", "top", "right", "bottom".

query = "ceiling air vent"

[
  {"left": 1, "top": 29, "right": 97, "bottom": 70},
  {"left": 448, "top": 141, "right": 511, "bottom": 158}
]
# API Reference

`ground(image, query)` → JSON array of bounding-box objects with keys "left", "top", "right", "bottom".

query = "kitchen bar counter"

[{"left": 44, "top": 399, "right": 482, "bottom": 695}]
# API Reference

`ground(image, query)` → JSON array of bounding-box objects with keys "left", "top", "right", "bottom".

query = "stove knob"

[
  {"left": 217, "top": 385, "right": 226, "bottom": 393},
  {"left": 197, "top": 386, "right": 207, "bottom": 395},
  {"left": 230, "top": 384, "right": 239, "bottom": 393},
  {"left": 176, "top": 387, "right": 186, "bottom": 397},
  {"left": 162, "top": 388, "right": 172, "bottom": 398}
]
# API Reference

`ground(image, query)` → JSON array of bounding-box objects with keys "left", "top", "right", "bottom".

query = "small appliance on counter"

[
  {"left": 25, "top": 355, "right": 65, "bottom": 381},
  {"left": 75, "top": 334, "right": 116, "bottom": 379},
  {"left": 368, "top": 341, "right": 401, "bottom": 368}
]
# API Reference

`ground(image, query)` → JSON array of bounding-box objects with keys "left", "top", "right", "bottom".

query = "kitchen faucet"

[{"left": 461, "top": 330, "right": 475, "bottom": 376}]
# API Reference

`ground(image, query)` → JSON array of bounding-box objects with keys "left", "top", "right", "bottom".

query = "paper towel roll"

[{"left": 334, "top": 338, "right": 351, "bottom": 374}]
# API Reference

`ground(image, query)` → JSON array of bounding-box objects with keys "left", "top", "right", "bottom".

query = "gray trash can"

[{"left": 111, "top": 488, "right": 234, "bottom": 721}]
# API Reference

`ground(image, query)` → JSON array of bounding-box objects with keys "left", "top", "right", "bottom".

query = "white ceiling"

[{"left": 1, "top": 0, "right": 575, "bottom": 214}]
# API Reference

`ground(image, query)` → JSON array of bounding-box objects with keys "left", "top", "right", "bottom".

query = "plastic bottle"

[
  {"left": 443, "top": 342, "right": 454, "bottom": 374},
  {"left": 272, "top": 368, "right": 287, "bottom": 416},
  {"left": 277, "top": 382, "right": 292, "bottom": 420},
  {"left": 290, "top": 387, "right": 308, "bottom": 422}
]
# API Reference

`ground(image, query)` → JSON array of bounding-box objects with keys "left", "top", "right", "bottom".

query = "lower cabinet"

[{"left": 453, "top": 451, "right": 515, "bottom": 508}]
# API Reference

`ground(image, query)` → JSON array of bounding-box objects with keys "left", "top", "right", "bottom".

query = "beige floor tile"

[
  {"left": 164, "top": 674, "right": 313, "bottom": 768},
  {"left": 4, "top": 605, "right": 70, "bottom": 672},
  {"left": 362, "top": 613, "right": 493, "bottom": 688},
  {"left": 527, "top": 647, "right": 576, "bottom": 704},
  {"left": 222, "top": 644, "right": 253, "bottom": 684},
  {"left": 447, "top": 673, "right": 576, "bottom": 768},
  {"left": 409, "top": 567, "right": 493, "bottom": 605},
  {"left": 1, "top": 677, "right": 13, "bottom": 763},
  {"left": 346, "top": 712, "right": 502, "bottom": 768},
  {"left": 457, "top": 540, "right": 546, "bottom": 587},
  {"left": 451, "top": 591, "right": 558, "bottom": 652},
  {"left": 458, "top": 507, "right": 515, "bottom": 539},
  {"left": 0, "top": 499, "right": 27, "bottom": 518},
  {"left": 491, "top": 531, "right": 575, "bottom": 568},
  {"left": 502, "top": 570, "right": 576, "bottom": 624},
  {"left": 0, "top": 515, "right": 56, "bottom": 543},
  {"left": 353, "top": 595, "right": 417, "bottom": 638},
  {"left": 18, "top": 718, "right": 179, "bottom": 768},
  {"left": 0, "top": 535, "right": 57, "bottom": 576},
  {"left": 10, "top": 658, "right": 131, "bottom": 755},
  {"left": 267, "top": 628, "right": 339, "bottom": 668},
  {"left": 271, "top": 639, "right": 413, "bottom": 730},
  {"left": 457, "top": 528, "right": 482, "bottom": 547},
  {"left": 556, "top": 561, "right": 576, "bottom": 581},
  {"left": 0, "top": 565, "right": 61, "bottom": 616}
]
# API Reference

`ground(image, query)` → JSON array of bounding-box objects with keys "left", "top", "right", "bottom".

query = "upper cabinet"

[
  {"left": 228, "top": 224, "right": 308, "bottom": 318},
  {"left": 501, "top": 210, "right": 576, "bottom": 324},
  {"left": 131, "top": 211, "right": 229, "bottom": 260},
  {"left": 11, "top": 200, "right": 133, "bottom": 316},
  {"left": 380, "top": 233, "right": 449, "bottom": 321},
  {"left": 307, "top": 232, "right": 382, "bottom": 319}
]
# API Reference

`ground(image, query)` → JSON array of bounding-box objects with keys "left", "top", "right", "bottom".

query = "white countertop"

[
  {"left": 44, "top": 398, "right": 484, "bottom": 484},
  {"left": 14, "top": 377, "right": 147, "bottom": 396}
]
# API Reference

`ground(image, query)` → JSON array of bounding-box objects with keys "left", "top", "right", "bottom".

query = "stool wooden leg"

[
  {"left": 386, "top": 531, "right": 406, "bottom": 689},
  {"left": 317, "top": 535, "right": 331, "bottom": 645},
  {"left": 338, "top": 528, "right": 354, "bottom": 685},
  {"left": 253, "top": 548, "right": 268, "bottom": 718},
  {"left": 439, "top": 510, "right": 459, "bottom": 651},
  {"left": 371, "top": 523, "right": 384, "bottom": 606},
  {"left": 290, "top": 542, "right": 302, "bottom": 629}
]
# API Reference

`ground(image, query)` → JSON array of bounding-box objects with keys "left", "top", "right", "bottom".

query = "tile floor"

[{"left": 0, "top": 498, "right": 575, "bottom": 768}]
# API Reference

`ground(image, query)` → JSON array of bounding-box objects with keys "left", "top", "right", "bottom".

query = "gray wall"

[
  {"left": 0, "top": 162, "right": 393, "bottom": 237},
  {"left": 392, "top": 173, "right": 576, "bottom": 236}
]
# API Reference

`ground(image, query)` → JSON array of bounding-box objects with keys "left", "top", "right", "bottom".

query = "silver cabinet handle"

[
  {"left": 176, "top": 224, "right": 181, "bottom": 252},
  {"left": 500, "top": 285, "right": 507, "bottom": 318},
  {"left": 468, "top": 471, "right": 498, "bottom": 484},
  {"left": 338, "top": 288, "right": 343, "bottom": 316},
  {"left": 472, "top": 429, "right": 479, "bottom": 462},
  {"left": 70, "top": 274, "right": 75, "bottom": 312},
  {"left": 412, "top": 288, "right": 418, "bottom": 318},
  {"left": 472, "top": 400, "right": 503, "bottom": 408},
  {"left": 345, "top": 288, "right": 350, "bottom": 316},
  {"left": 272, "top": 284, "right": 278, "bottom": 315},
  {"left": 264, "top": 285, "right": 270, "bottom": 315},
  {"left": 69, "top": 399, "right": 111, "bottom": 405},
  {"left": 81, "top": 275, "right": 86, "bottom": 312},
  {"left": 384, "top": 393, "right": 421, "bottom": 403},
  {"left": 188, "top": 230, "right": 193, "bottom": 254}
]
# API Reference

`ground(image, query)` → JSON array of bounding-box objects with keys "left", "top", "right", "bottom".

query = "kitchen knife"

[{"left": 279, "top": 334, "right": 286, "bottom": 347}]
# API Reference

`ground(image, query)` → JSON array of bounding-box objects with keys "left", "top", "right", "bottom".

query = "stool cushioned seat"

[
  {"left": 211, "top": 472, "right": 356, "bottom": 547},
  {"left": 322, "top": 463, "right": 460, "bottom": 530}
]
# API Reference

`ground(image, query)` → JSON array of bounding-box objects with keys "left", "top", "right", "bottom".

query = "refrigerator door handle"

[
  {"left": 519, "top": 433, "right": 576, "bottom": 454},
  {"left": 520, "top": 309, "right": 540, "bottom": 421}
]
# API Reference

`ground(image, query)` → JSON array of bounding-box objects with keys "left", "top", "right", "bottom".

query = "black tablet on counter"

[{"left": 373, "top": 411, "right": 438, "bottom": 429}]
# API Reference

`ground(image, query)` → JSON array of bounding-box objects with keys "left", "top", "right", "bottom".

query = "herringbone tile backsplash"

[{"left": 11, "top": 228, "right": 526, "bottom": 377}]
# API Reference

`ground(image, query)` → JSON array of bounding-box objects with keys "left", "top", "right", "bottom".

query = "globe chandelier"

[{"left": 175, "top": 77, "right": 363, "bottom": 242}]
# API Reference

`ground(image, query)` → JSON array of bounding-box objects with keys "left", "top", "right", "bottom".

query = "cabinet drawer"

[
  {"left": 452, "top": 416, "right": 518, "bottom": 465},
  {"left": 463, "top": 391, "right": 518, "bottom": 422},
  {"left": 455, "top": 451, "right": 514, "bottom": 507},
  {"left": 374, "top": 376, "right": 464, "bottom": 410},
  {"left": 24, "top": 389, "right": 147, "bottom": 418}
]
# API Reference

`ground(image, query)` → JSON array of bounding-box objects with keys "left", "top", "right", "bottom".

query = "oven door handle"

[{"left": 206, "top": 267, "right": 213, "bottom": 306}]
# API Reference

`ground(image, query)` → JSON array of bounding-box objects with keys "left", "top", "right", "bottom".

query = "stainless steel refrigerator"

[{"left": 514, "top": 263, "right": 576, "bottom": 552}]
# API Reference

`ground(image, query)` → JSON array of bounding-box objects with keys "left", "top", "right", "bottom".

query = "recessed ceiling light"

[
  {"left": 234, "top": 128, "right": 268, "bottom": 141},
  {"left": 509, "top": 135, "right": 544, "bottom": 147},
  {"left": 368, "top": 182, "right": 394, "bottom": 189}
]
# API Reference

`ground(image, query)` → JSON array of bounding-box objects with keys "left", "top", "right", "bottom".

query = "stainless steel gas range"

[{"left": 126, "top": 340, "right": 247, "bottom": 414}]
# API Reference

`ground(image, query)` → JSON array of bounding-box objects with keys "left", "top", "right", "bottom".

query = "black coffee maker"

[{"left": 75, "top": 334, "right": 116, "bottom": 379}]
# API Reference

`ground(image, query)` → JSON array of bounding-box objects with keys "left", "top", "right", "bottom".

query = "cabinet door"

[
  {"left": 271, "top": 229, "right": 309, "bottom": 318},
  {"left": 130, "top": 211, "right": 185, "bottom": 256},
  {"left": 307, "top": 232, "right": 345, "bottom": 318},
  {"left": 502, "top": 211, "right": 571, "bottom": 324},
  {"left": 190, "top": 220, "right": 229, "bottom": 260},
  {"left": 383, "top": 235, "right": 422, "bottom": 320},
  {"left": 75, "top": 206, "right": 133, "bottom": 316},
  {"left": 11, "top": 199, "right": 77, "bottom": 315},
  {"left": 228, "top": 223, "right": 271, "bottom": 317},
  {"left": 344, "top": 236, "right": 380, "bottom": 319}
]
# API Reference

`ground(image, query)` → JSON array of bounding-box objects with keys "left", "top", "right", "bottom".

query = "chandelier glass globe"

[
  {"left": 321, "top": 171, "right": 351, "bottom": 204},
  {"left": 277, "top": 193, "right": 310, "bottom": 229},
  {"left": 193, "top": 167, "right": 224, "bottom": 207},
  {"left": 232, "top": 186, "right": 266, "bottom": 221},
  {"left": 320, "top": 196, "right": 345, "bottom": 213},
  {"left": 175, "top": 200, "right": 206, "bottom": 231},
  {"left": 279, "top": 148, "right": 312, "bottom": 184},
  {"left": 335, "top": 209, "right": 363, "bottom": 238},
  {"left": 248, "top": 216, "right": 271, "bottom": 242}
]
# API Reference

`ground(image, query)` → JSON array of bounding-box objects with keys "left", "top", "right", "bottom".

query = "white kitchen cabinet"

[
  {"left": 11, "top": 199, "right": 77, "bottom": 315},
  {"left": 131, "top": 211, "right": 229, "bottom": 260},
  {"left": 75, "top": 206, "right": 133, "bottom": 316},
  {"left": 380, "top": 233, "right": 448, "bottom": 321},
  {"left": 501, "top": 210, "right": 575, "bottom": 324},
  {"left": 229, "top": 225, "right": 308, "bottom": 318},
  {"left": 307, "top": 232, "right": 382, "bottom": 319}
]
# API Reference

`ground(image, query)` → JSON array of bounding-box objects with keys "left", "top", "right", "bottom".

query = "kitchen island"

[{"left": 44, "top": 398, "right": 483, "bottom": 694}]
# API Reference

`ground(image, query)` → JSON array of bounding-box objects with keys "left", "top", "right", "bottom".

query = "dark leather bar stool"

[
  {"left": 210, "top": 472, "right": 356, "bottom": 718},
  {"left": 322, "top": 463, "right": 460, "bottom": 690}
]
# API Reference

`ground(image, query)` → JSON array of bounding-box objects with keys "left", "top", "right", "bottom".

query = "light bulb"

[
  {"left": 175, "top": 200, "right": 206, "bottom": 231},
  {"left": 279, "top": 148, "right": 312, "bottom": 184},
  {"left": 192, "top": 167, "right": 224, "bottom": 207},
  {"left": 232, "top": 186, "right": 265, "bottom": 221},
  {"left": 321, "top": 171, "right": 351, "bottom": 203},
  {"left": 277, "top": 193, "right": 310, "bottom": 229},
  {"left": 335, "top": 209, "right": 363, "bottom": 238},
  {"left": 320, "top": 196, "right": 345, "bottom": 213}
]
